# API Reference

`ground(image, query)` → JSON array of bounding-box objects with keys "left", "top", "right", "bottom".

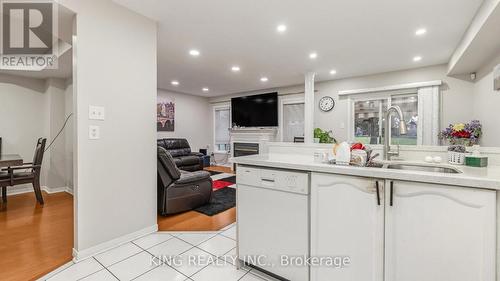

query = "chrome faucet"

[{"left": 383, "top": 105, "right": 407, "bottom": 160}]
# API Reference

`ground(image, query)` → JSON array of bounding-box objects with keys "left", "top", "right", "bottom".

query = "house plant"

[
  {"left": 313, "top": 128, "right": 337, "bottom": 144},
  {"left": 439, "top": 120, "right": 482, "bottom": 164}
]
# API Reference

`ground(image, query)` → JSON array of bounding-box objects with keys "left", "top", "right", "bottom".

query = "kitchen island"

[{"left": 233, "top": 153, "right": 500, "bottom": 281}]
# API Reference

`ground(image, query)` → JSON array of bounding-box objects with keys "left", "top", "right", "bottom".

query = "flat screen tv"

[{"left": 231, "top": 92, "right": 278, "bottom": 127}]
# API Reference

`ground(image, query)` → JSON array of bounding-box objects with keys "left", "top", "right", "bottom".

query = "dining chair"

[
  {"left": 0, "top": 171, "right": 10, "bottom": 204},
  {"left": 0, "top": 138, "right": 47, "bottom": 205},
  {"left": 294, "top": 136, "right": 305, "bottom": 143}
]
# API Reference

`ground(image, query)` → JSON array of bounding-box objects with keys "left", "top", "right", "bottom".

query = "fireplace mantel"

[
  {"left": 230, "top": 128, "right": 278, "bottom": 144},
  {"left": 229, "top": 128, "right": 278, "bottom": 134}
]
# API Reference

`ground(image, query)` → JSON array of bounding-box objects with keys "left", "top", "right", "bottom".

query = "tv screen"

[{"left": 231, "top": 92, "right": 278, "bottom": 127}]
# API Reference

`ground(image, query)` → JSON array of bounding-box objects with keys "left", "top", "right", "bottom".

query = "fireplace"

[
  {"left": 229, "top": 128, "right": 278, "bottom": 169},
  {"left": 233, "top": 142, "right": 259, "bottom": 157}
]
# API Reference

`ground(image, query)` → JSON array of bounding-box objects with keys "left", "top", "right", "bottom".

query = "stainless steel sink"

[{"left": 386, "top": 163, "right": 462, "bottom": 174}]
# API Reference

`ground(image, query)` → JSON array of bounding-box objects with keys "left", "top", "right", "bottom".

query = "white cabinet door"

[
  {"left": 385, "top": 181, "right": 496, "bottom": 281},
  {"left": 311, "top": 173, "right": 384, "bottom": 281}
]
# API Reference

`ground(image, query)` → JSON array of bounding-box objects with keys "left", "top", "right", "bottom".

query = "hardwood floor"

[
  {"left": 157, "top": 207, "right": 236, "bottom": 231},
  {"left": 0, "top": 191, "right": 74, "bottom": 281},
  {"left": 0, "top": 166, "right": 233, "bottom": 279},
  {"left": 204, "top": 165, "right": 234, "bottom": 174},
  {"left": 157, "top": 166, "right": 236, "bottom": 232}
]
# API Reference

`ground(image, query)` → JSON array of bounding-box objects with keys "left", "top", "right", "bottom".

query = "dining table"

[{"left": 0, "top": 154, "right": 23, "bottom": 168}]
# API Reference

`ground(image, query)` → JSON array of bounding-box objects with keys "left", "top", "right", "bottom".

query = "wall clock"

[{"left": 319, "top": 96, "right": 335, "bottom": 112}]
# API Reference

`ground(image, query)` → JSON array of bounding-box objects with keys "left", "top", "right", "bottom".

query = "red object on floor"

[{"left": 213, "top": 180, "right": 234, "bottom": 190}]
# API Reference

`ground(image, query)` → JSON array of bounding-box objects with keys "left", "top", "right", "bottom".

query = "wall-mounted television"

[{"left": 231, "top": 92, "right": 278, "bottom": 127}]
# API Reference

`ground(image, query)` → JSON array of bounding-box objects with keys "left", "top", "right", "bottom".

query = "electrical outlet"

[
  {"left": 89, "top": 125, "right": 100, "bottom": 140},
  {"left": 89, "top": 105, "right": 105, "bottom": 120}
]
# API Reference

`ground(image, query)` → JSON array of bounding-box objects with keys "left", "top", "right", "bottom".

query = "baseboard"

[
  {"left": 5, "top": 186, "right": 34, "bottom": 196},
  {"left": 5, "top": 185, "right": 73, "bottom": 196},
  {"left": 72, "top": 224, "right": 158, "bottom": 262},
  {"left": 43, "top": 186, "right": 73, "bottom": 194}
]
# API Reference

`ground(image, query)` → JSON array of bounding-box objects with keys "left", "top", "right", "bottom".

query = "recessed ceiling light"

[
  {"left": 277, "top": 24, "right": 287, "bottom": 33},
  {"left": 202, "top": 87, "right": 209, "bottom": 92},
  {"left": 171, "top": 80, "right": 179, "bottom": 86},
  {"left": 189, "top": 49, "right": 200, "bottom": 56},
  {"left": 413, "top": 56, "right": 422, "bottom": 62},
  {"left": 231, "top": 66, "right": 240, "bottom": 72},
  {"left": 309, "top": 52, "right": 318, "bottom": 59},
  {"left": 329, "top": 69, "right": 337, "bottom": 75},
  {"left": 415, "top": 28, "right": 427, "bottom": 36},
  {"left": 260, "top": 77, "right": 269, "bottom": 82}
]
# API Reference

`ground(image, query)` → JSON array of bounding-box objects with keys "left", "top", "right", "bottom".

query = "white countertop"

[{"left": 232, "top": 154, "right": 500, "bottom": 190}]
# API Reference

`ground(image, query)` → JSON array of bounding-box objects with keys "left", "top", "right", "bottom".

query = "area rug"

[
  {"left": 195, "top": 187, "right": 236, "bottom": 216},
  {"left": 219, "top": 175, "right": 236, "bottom": 184},
  {"left": 212, "top": 180, "right": 234, "bottom": 191}
]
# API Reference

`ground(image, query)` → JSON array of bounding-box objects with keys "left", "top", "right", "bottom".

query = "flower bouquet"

[
  {"left": 439, "top": 121, "right": 482, "bottom": 165},
  {"left": 439, "top": 120, "right": 482, "bottom": 146}
]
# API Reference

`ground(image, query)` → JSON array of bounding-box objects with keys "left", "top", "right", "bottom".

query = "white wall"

[
  {"left": 0, "top": 75, "right": 47, "bottom": 188},
  {"left": 45, "top": 79, "right": 72, "bottom": 190},
  {"left": 0, "top": 74, "right": 73, "bottom": 193},
  {"left": 58, "top": 0, "right": 158, "bottom": 257},
  {"left": 64, "top": 80, "right": 74, "bottom": 190},
  {"left": 473, "top": 52, "right": 500, "bottom": 146},
  {"left": 315, "top": 64, "right": 474, "bottom": 141},
  {"left": 157, "top": 89, "right": 212, "bottom": 152},
  {"left": 210, "top": 64, "right": 475, "bottom": 143}
]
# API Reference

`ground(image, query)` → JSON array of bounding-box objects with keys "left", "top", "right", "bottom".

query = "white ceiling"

[
  {"left": 114, "top": 0, "right": 484, "bottom": 97},
  {"left": 448, "top": 2, "right": 500, "bottom": 76}
]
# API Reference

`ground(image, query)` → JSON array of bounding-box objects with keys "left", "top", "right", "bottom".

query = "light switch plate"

[
  {"left": 89, "top": 125, "right": 100, "bottom": 140},
  {"left": 89, "top": 105, "right": 105, "bottom": 120}
]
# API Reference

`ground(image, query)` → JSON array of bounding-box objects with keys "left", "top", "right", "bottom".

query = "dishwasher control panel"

[{"left": 237, "top": 166, "right": 310, "bottom": 194}]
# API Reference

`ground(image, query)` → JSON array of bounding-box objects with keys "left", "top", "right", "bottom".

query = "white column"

[{"left": 304, "top": 72, "right": 316, "bottom": 143}]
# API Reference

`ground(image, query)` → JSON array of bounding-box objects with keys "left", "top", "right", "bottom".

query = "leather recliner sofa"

[
  {"left": 157, "top": 147, "right": 212, "bottom": 215},
  {"left": 157, "top": 138, "right": 204, "bottom": 171}
]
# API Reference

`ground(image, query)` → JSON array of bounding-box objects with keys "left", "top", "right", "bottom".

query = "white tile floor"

[{"left": 39, "top": 224, "right": 279, "bottom": 281}]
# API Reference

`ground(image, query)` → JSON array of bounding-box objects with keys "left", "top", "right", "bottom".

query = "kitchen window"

[
  {"left": 346, "top": 82, "right": 440, "bottom": 146},
  {"left": 390, "top": 95, "right": 418, "bottom": 145},
  {"left": 354, "top": 98, "right": 387, "bottom": 145},
  {"left": 354, "top": 94, "right": 418, "bottom": 145}
]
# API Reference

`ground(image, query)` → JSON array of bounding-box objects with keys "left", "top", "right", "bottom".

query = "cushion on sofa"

[
  {"left": 157, "top": 139, "right": 166, "bottom": 148},
  {"left": 157, "top": 138, "right": 204, "bottom": 171},
  {"left": 179, "top": 155, "right": 201, "bottom": 166},
  {"left": 158, "top": 147, "right": 181, "bottom": 180},
  {"left": 161, "top": 139, "right": 191, "bottom": 156},
  {"left": 175, "top": 170, "right": 211, "bottom": 185}
]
